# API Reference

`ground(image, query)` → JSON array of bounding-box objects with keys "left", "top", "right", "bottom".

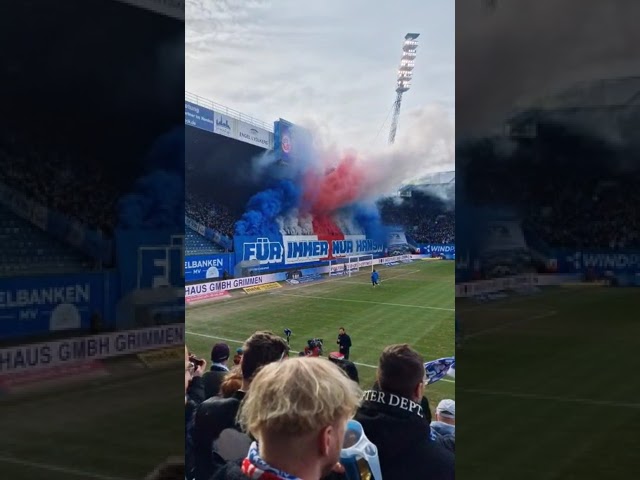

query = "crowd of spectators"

[
  {"left": 379, "top": 194, "right": 455, "bottom": 245},
  {"left": 460, "top": 128, "right": 640, "bottom": 249},
  {"left": 186, "top": 332, "right": 455, "bottom": 480},
  {"left": 0, "top": 130, "right": 120, "bottom": 234},
  {"left": 186, "top": 192, "right": 238, "bottom": 239},
  {"left": 186, "top": 188, "right": 456, "bottom": 247}
]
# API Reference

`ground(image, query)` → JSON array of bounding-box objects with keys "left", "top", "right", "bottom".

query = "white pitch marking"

[
  {"left": 185, "top": 331, "right": 455, "bottom": 383},
  {"left": 272, "top": 292, "right": 454, "bottom": 311}
]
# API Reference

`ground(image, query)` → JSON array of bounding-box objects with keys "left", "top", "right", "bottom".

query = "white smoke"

[
  {"left": 295, "top": 103, "right": 454, "bottom": 204},
  {"left": 359, "top": 103, "right": 454, "bottom": 201},
  {"left": 276, "top": 208, "right": 314, "bottom": 235},
  {"left": 332, "top": 211, "right": 365, "bottom": 235}
]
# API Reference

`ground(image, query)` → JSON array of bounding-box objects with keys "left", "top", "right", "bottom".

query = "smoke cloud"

[
  {"left": 235, "top": 103, "right": 453, "bottom": 237},
  {"left": 118, "top": 126, "right": 184, "bottom": 229}
]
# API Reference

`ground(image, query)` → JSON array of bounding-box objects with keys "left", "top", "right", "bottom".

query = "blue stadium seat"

[
  {"left": 185, "top": 227, "right": 225, "bottom": 255},
  {"left": 0, "top": 205, "right": 92, "bottom": 276}
]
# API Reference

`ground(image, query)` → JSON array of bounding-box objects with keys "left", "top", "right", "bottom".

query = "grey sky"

[
  {"left": 186, "top": 0, "right": 454, "bottom": 159},
  {"left": 456, "top": 0, "right": 640, "bottom": 136}
]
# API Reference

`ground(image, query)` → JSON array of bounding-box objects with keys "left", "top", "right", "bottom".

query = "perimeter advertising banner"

[
  {"left": 421, "top": 244, "right": 456, "bottom": 259},
  {"left": 185, "top": 253, "right": 233, "bottom": 282},
  {"left": 237, "top": 120, "right": 272, "bottom": 149},
  {"left": 0, "top": 324, "right": 185, "bottom": 374},
  {"left": 0, "top": 273, "right": 111, "bottom": 339},
  {"left": 234, "top": 234, "right": 384, "bottom": 271},
  {"left": 184, "top": 101, "right": 214, "bottom": 132},
  {"left": 185, "top": 101, "right": 273, "bottom": 149},
  {"left": 551, "top": 250, "right": 640, "bottom": 274}
]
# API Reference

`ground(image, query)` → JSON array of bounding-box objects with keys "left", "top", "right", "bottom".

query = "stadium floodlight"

[{"left": 389, "top": 33, "right": 420, "bottom": 145}]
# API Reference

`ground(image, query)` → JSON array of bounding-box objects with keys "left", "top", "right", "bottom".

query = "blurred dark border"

[
  {"left": 456, "top": 1, "right": 640, "bottom": 478},
  {"left": 0, "top": 1, "right": 184, "bottom": 479}
]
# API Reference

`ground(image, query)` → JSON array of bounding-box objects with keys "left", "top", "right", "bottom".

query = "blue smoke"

[
  {"left": 118, "top": 126, "right": 184, "bottom": 229},
  {"left": 352, "top": 203, "right": 385, "bottom": 242},
  {"left": 235, "top": 179, "right": 302, "bottom": 236}
]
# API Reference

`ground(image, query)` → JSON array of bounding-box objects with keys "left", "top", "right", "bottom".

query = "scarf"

[
  {"left": 424, "top": 357, "right": 455, "bottom": 385},
  {"left": 211, "top": 362, "right": 230, "bottom": 372},
  {"left": 241, "top": 442, "right": 301, "bottom": 480}
]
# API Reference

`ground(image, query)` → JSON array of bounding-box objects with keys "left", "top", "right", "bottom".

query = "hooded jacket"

[{"left": 354, "top": 390, "right": 454, "bottom": 480}]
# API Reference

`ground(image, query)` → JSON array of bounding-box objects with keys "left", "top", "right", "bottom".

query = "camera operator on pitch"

[{"left": 303, "top": 338, "right": 324, "bottom": 357}]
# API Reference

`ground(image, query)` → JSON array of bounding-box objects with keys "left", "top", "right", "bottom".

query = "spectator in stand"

[
  {"left": 212, "top": 357, "right": 362, "bottom": 480},
  {"left": 186, "top": 347, "right": 207, "bottom": 480},
  {"left": 432, "top": 399, "right": 455, "bottom": 436},
  {"left": 355, "top": 344, "right": 455, "bottom": 480},
  {"left": 201, "top": 343, "right": 231, "bottom": 399},
  {"left": 192, "top": 332, "right": 289, "bottom": 480},
  {"left": 185, "top": 192, "right": 239, "bottom": 240},
  {"left": 233, "top": 348, "right": 243, "bottom": 366},
  {"left": 219, "top": 368, "right": 243, "bottom": 398},
  {"left": 378, "top": 194, "right": 455, "bottom": 245},
  {"left": 431, "top": 399, "right": 455, "bottom": 453},
  {"left": 0, "top": 129, "right": 122, "bottom": 234}
]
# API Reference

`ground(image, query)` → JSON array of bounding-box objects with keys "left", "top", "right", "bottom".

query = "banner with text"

[
  {"left": 237, "top": 120, "right": 272, "bottom": 149},
  {"left": 0, "top": 324, "right": 185, "bottom": 374},
  {"left": 186, "top": 99, "right": 274, "bottom": 149},
  {"left": 421, "top": 244, "right": 456, "bottom": 259},
  {"left": 185, "top": 253, "right": 234, "bottom": 282},
  {"left": 185, "top": 101, "right": 214, "bottom": 132},
  {"left": 186, "top": 272, "right": 287, "bottom": 303},
  {"left": 550, "top": 250, "right": 640, "bottom": 274},
  {"left": 0, "top": 273, "right": 110, "bottom": 339},
  {"left": 235, "top": 234, "right": 384, "bottom": 271},
  {"left": 187, "top": 254, "right": 428, "bottom": 304}
]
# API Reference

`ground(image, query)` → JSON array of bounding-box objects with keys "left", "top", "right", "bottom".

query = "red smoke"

[
  {"left": 311, "top": 214, "right": 342, "bottom": 235},
  {"left": 303, "top": 154, "right": 365, "bottom": 215}
]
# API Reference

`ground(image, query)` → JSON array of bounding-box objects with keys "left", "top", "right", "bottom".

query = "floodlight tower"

[{"left": 388, "top": 33, "right": 420, "bottom": 145}]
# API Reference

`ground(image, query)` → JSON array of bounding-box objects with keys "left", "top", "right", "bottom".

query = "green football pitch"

[
  {"left": 456, "top": 285, "right": 640, "bottom": 479},
  {"left": 186, "top": 260, "right": 455, "bottom": 412},
  {"left": 0, "top": 365, "right": 184, "bottom": 480}
]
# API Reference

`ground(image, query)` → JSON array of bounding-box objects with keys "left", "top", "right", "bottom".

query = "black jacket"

[
  {"left": 193, "top": 391, "right": 249, "bottom": 480},
  {"left": 187, "top": 375, "right": 206, "bottom": 405},
  {"left": 210, "top": 460, "right": 245, "bottom": 480},
  {"left": 354, "top": 390, "right": 455, "bottom": 480},
  {"left": 201, "top": 365, "right": 229, "bottom": 399},
  {"left": 186, "top": 377, "right": 206, "bottom": 480},
  {"left": 337, "top": 334, "right": 352, "bottom": 353}
]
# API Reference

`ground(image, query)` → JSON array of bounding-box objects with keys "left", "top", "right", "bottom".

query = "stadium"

[
  {"left": 184, "top": 88, "right": 455, "bottom": 479},
  {"left": 184, "top": 89, "right": 456, "bottom": 478}
]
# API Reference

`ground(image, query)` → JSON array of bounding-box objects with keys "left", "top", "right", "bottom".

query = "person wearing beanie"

[{"left": 201, "top": 343, "right": 231, "bottom": 399}]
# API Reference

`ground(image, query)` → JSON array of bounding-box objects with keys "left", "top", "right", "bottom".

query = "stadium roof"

[
  {"left": 513, "top": 76, "right": 640, "bottom": 114},
  {"left": 407, "top": 170, "right": 455, "bottom": 187}
]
